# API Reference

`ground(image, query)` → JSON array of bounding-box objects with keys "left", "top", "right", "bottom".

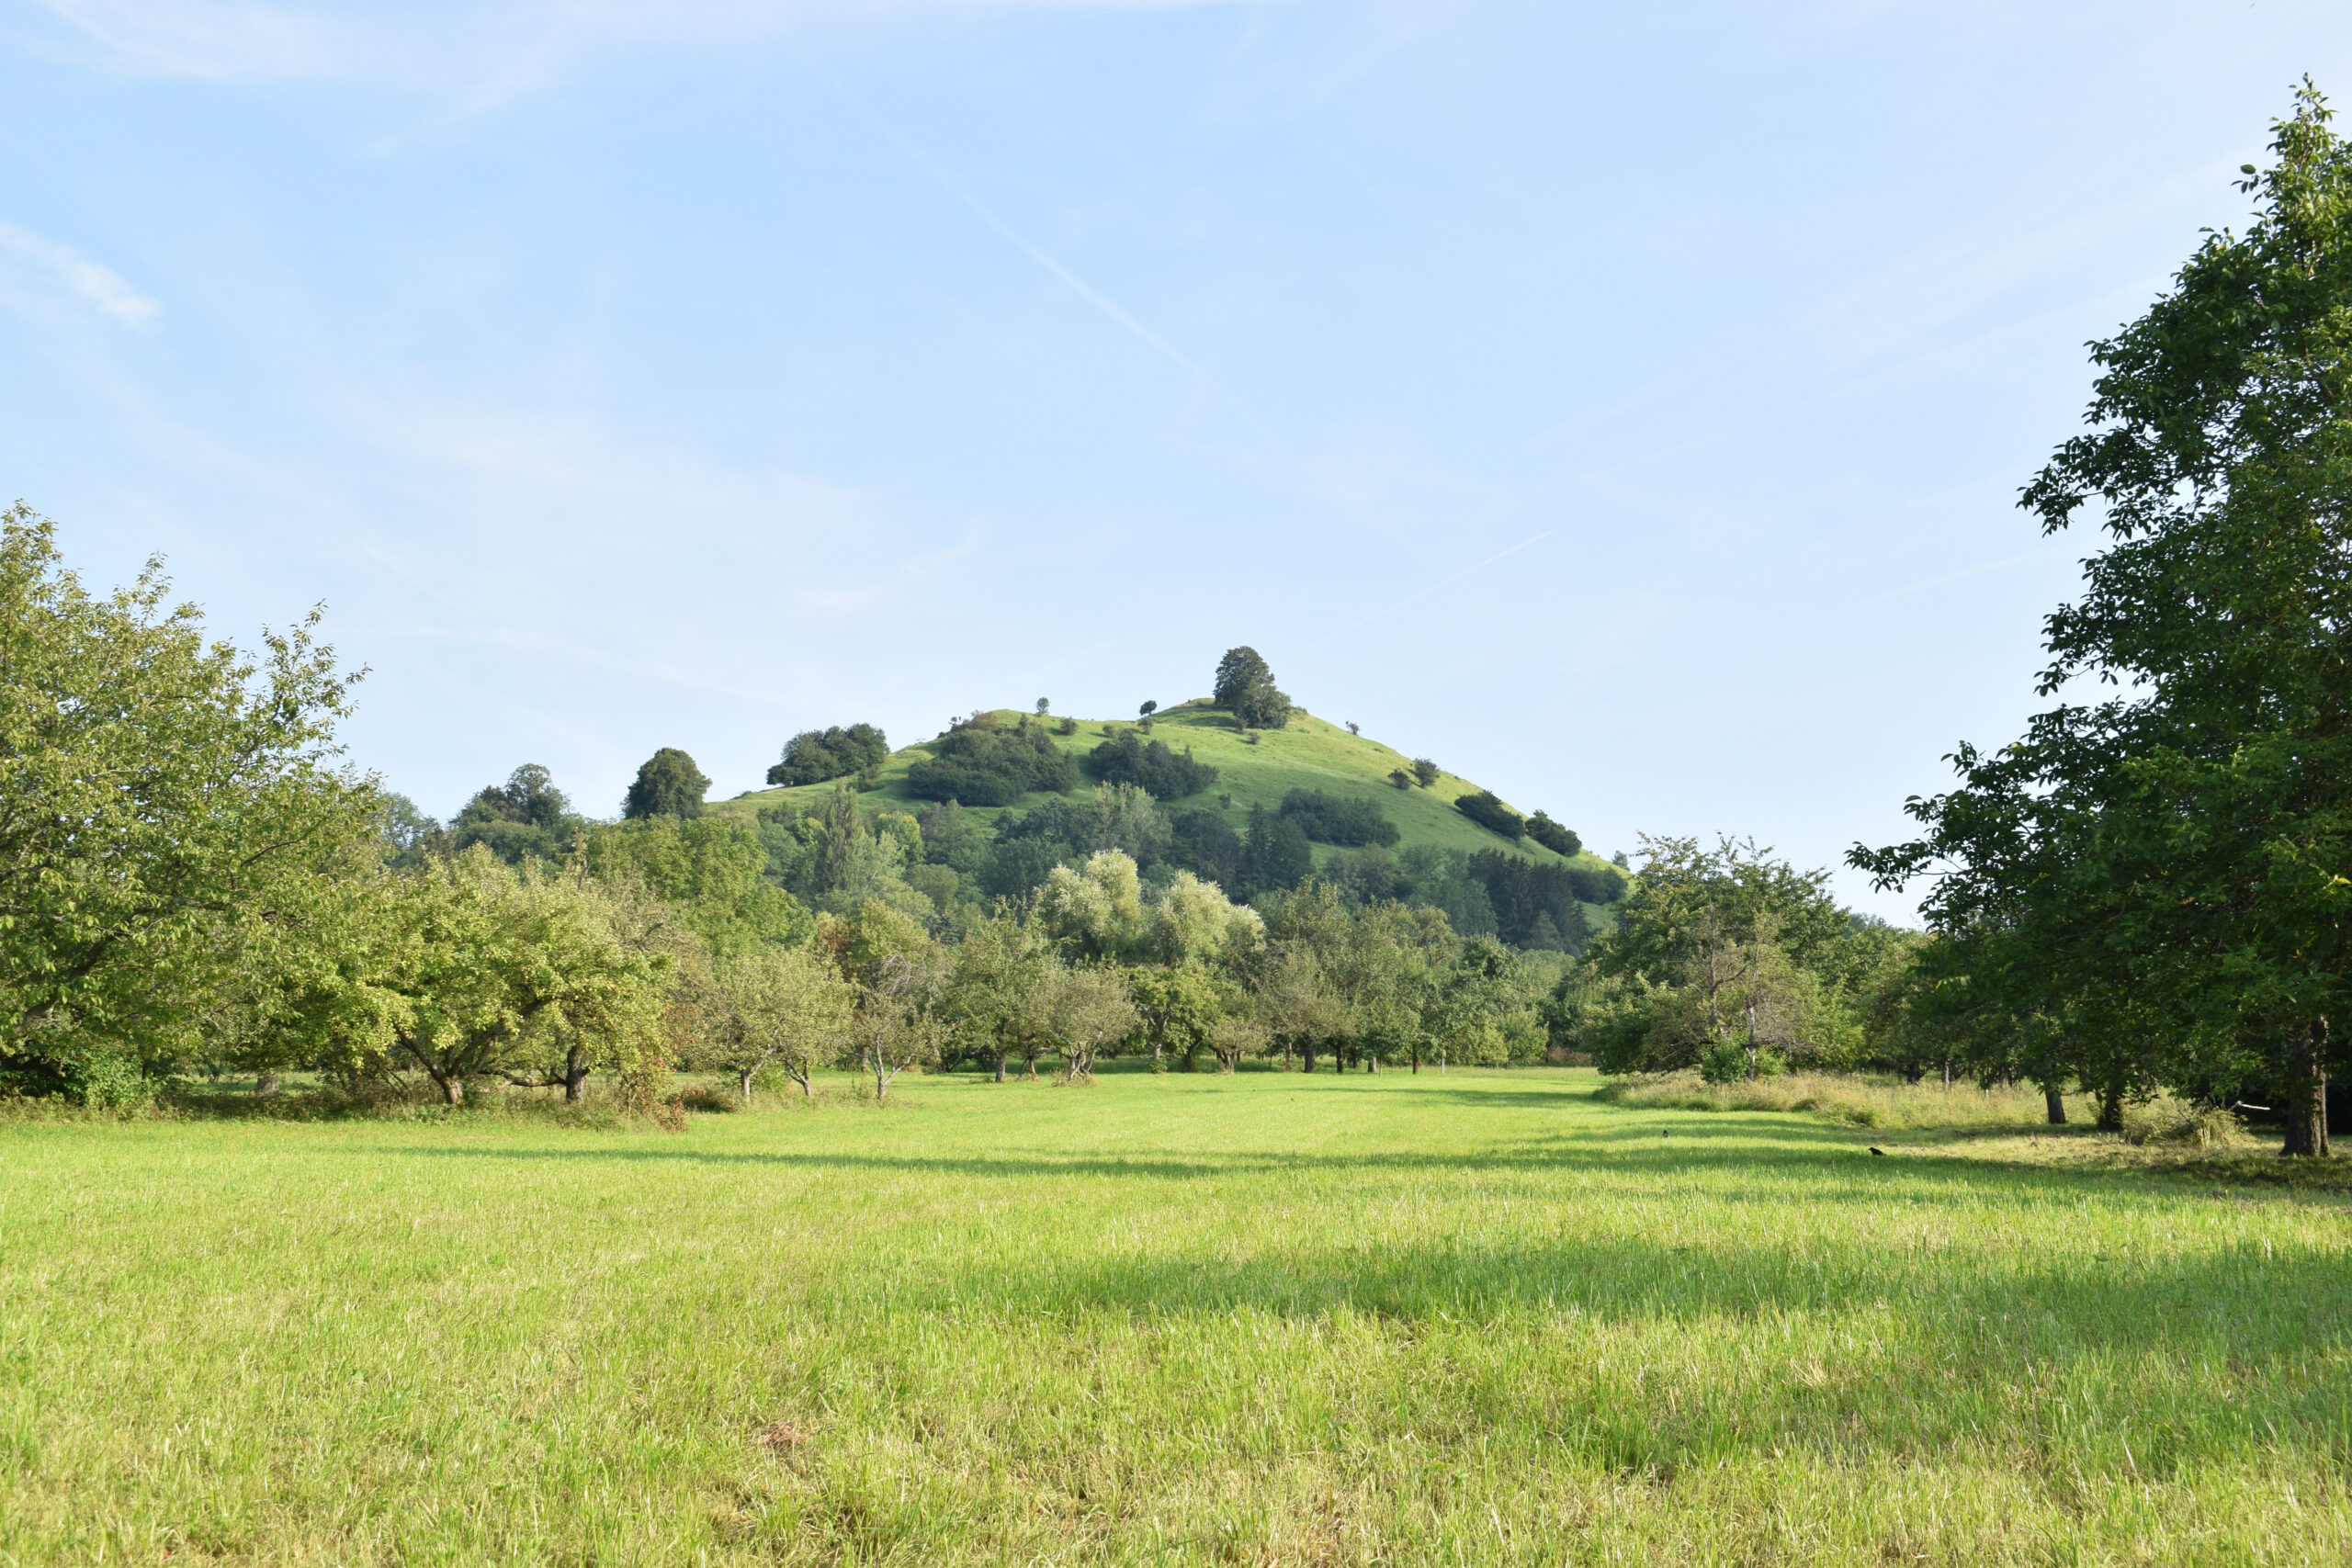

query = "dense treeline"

[{"left": 0, "top": 550, "right": 1610, "bottom": 1108}]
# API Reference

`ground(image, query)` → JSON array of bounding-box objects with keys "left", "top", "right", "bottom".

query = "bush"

[
  {"left": 1088, "top": 731, "right": 1217, "bottom": 799},
  {"left": 767, "top": 724, "right": 889, "bottom": 788},
  {"left": 1410, "top": 758, "right": 1441, "bottom": 788},
  {"left": 1278, "top": 789, "right": 1398, "bottom": 847},
  {"left": 1525, "top": 811, "right": 1580, "bottom": 857},
  {"left": 1455, "top": 790, "right": 1525, "bottom": 840},
  {"left": 906, "top": 718, "right": 1080, "bottom": 806}
]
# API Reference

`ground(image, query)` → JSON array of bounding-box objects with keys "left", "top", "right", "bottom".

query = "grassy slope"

[
  {"left": 708, "top": 702, "right": 1614, "bottom": 879},
  {"left": 6, "top": 1070, "right": 2351, "bottom": 1564}
]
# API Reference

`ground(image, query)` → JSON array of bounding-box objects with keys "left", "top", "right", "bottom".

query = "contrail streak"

[
  {"left": 1859, "top": 549, "right": 2059, "bottom": 605},
  {"left": 826, "top": 73, "right": 1269, "bottom": 435},
  {"left": 1303, "top": 532, "right": 1555, "bottom": 652}
]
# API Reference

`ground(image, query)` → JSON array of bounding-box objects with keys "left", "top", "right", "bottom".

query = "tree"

[
  {"left": 1213, "top": 646, "right": 1292, "bottom": 729},
  {"left": 0, "top": 508, "right": 382, "bottom": 1099},
  {"left": 1149, "top": 870, "right": 1261, "bottom": 966},
  {"left": 1410, "top": 758, "right": 1441, "bottom": 788},
  {"left": 1237, "top": 804, "right": 1313, "bottom": 898},
  {"left": 578, "top": 817, "right": 811, "bottom": 953},
  {"left": 708, "top": 944, "right": 854, "bottom": 1098},
  {"left": 1856, "top": 86, "right": 2352, "bottom": 1156},
  {"left": 944, "top": 913, "right": 1050, "bottom": 1082},
  {"left": 1128, "top": 963, "right": 1227, "bottom": 1070},
  {"left": 767, "top": 724, "right": 888, "bottom": 787},
  {"left": 1035, "top": 851, "right": 1149, "bottom": 961},
  {"left": 1578, "top": 835, "right": 1863, "bottom": 1076},
  {"left": 354, "top": 851, "right": 669, "bottom": 1106},
  {"left": 1033, "top": 962, "right": 1136, "bottom": 1081},
  {"left": 853, "top": 949, "right": 945, "bottom": 1105},
  {"left": 1139, "top": 700, "right": 1159, "bottom": 718},
  {"left": 450, "top": 764, "right": 585, "bottom": 863},
  {"left": 624, "top": 748, "right": 709, "bottom": 819}
]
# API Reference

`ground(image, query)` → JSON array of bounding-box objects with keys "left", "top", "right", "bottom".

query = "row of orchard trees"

[{"left": 0, "top": 507, "right": 1551, "bottom": 1106}]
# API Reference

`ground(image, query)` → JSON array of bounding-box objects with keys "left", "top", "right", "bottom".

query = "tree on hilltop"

[
  {"left": 624, "top": 748, "right": 709, "bottom": 819},
  {"left": 1213, "top": 647, "right": 1292, "bottom": 729}
]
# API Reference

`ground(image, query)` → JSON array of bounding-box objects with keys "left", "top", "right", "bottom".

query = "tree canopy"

[
  {"left": 623, "top": 748, "right": 709, "bottom": 820},
  {"left": 1855, "top": 85, "right": 2352, "bottom": 1155}
]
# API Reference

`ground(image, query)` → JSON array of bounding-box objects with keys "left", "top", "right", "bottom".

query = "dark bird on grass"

[{"left": 1869, "top": 1147, "right": 1885, "bottom": 1156}]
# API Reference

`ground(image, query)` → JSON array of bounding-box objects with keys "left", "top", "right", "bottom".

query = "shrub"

[
  {"left": 1088, "top": 731, "right": 1218, "bottom": 799},
  {"left": 906, "top": 719, "right": 1080, "bottom": 806},
  {"left": 1410, "top": 758, "right": 1441, "bottom": 788},
  {"left": 1455, "top": 790, "right": 1525, "bottom": 840},
  {"left": 1278, "top": 789, "right": 1397, "bottom": 847},
  {"left": 1525, "top": 811, "right": 1580, "bottom": 857},
  {"left": 1387, "top": 770, "right": 1412, "bottom": 790},
  {"left": 767, "top": 724, "right": 889, "bottom": 788}
]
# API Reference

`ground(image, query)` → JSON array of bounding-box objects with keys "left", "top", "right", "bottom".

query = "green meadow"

[
  {"left": 5, "top": 1070, "right": 2348, "bottom": 1565},
  {"left": 710, "top": 704, "right": 1603, "bottom": 876}
]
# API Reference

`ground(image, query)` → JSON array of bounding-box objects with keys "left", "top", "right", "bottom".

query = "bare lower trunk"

[
  {"left": 2044, "top": 1088, "right": 2066, "bottom": 1125},
  {"left": 254, "top": 1073, "right": 280, "bottom": 1097},
  {"left": 994, "top": 1051, "right": 1007, "bottom": 1084},
  {"left": 740, "top": 1069, "right": 755, "bottom": 1101},
  {"left": 1302, "top": 1042, "right": 1317, "bottom": 1075},
  {"left": 563, "top": 1048, "right": 591, "bottom": 1104},
  {"left": 440, "top": 1076, "right": 465, "bottom": 1106},
  {"left": 1745, "top": 999, "right": 1758, "bottom": 1081},
  {"left": 2097, "top": 1087, "right": 2123, "bottom": 1132},
  {"left": 2283, "top": 1029, "right": 2329, "bottom": 1157}
]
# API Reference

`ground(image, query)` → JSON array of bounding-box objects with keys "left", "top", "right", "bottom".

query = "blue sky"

[{"left": 5, "top": 0, "right": 2347, "bottom": 917}]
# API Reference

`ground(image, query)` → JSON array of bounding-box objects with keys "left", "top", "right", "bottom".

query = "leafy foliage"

[
  {"left": 1853, "top": 86, "right": 2352, "bottom": 1153},
  {"left": 1525, "top": 810, "right": 1580, "bottom": 857},
  {"left": 1086, "top": 729, "right": 1217, "bottom": 799},
  {"left": 905, "top": 716, "right": 1080, "bottom": 806},
  {"left": 766, "top": 724, "right": 888, "bottom": 787},
  {"left": 450, "top": 765, "right": 584, "bottom": 864},
  {"left": 1278, "top": 788, "right": 1399, "bottom": 847},
  {"left": 1454, "top": 790, "right": 1525, "bottom": 840},
  {"left": 0, "top": 508, "right": 380, "bottom": 1098},
  {"left": 1212, "top": 646, "right": 1292, "bottom": 729},
  {"left": 623, "top": 748, "right": 709, "bottom": 819}
]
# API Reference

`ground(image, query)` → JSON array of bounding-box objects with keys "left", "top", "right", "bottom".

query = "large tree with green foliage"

[
  {"left": 0, "top": 508, "right": 380, "bottom": 1100},
  {"left": 624, "top": 748, "right": 710, "bottom": 819},
  {"left": 1856, "top": 85, "right": 2352, "bottom": 1156},
  {"left": 1213, "top": 646, "right": 1292, "bottom": 729}
]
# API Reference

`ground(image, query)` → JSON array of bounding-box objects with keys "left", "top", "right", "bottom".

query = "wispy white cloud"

[
  {"left": 13, "top": 0, "right": 1258, "bottom": 100},
  {"left": 0, "top": 219, "right": 159, "bottom": 324}
]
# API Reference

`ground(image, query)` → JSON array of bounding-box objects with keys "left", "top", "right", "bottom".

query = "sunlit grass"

[
  {"left": 4, "top": 1066, "right": 2348, "bottom": 1563},
  {"left": 1594, "top": 1068, "right": 2093, "bottom": 1128}
]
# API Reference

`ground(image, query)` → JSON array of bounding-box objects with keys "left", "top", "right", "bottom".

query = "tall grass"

[
  {"left": 1594, "top": 1069, "right": 2089, "bottom": 1128},
  {"left": 3, "top": 1066, "right": 2348, "bottom": 1564}
]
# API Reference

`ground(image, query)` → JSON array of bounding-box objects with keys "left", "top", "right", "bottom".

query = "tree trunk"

[
  {"left": 2097, "top": 1086, "right": 2124, "bottom": 1132},
  {"left": 441, "top": 1076, "right": 465, "bottom": 1106},
  {"left": 254, "top": 1073, "right": 280, "bottom": 1097},
  {"left": 563, "top": 1048, "right": 590, "bottom": 1104},
  {"left": 2044, "top": 1088, "right": 2067, "bottom": 1125},
  {"left": 740, "top": 1069, "right": 755, "bottom": 1101},
  {"left": 994, "top": 1050, "right": 1007, "bottom": 1084},
  {"left": 1302, "top": 1041, "right": 1317, "bottom": 1075},
  {"left": 2282, "top": 1028, "right": 2329, "bottom": 1157}
]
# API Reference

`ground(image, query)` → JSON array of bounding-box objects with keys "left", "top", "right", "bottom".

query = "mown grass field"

[
  {"left": 5, "top": 1068, "right": 2349, "bottom": 1564},
  {"left": 707, "top": 705, "right": 1605, "bottom": 878}
]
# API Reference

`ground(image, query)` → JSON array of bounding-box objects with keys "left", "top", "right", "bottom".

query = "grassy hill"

[{"left": 707, "top": 701, "right": 1612, "bottom": 880}]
